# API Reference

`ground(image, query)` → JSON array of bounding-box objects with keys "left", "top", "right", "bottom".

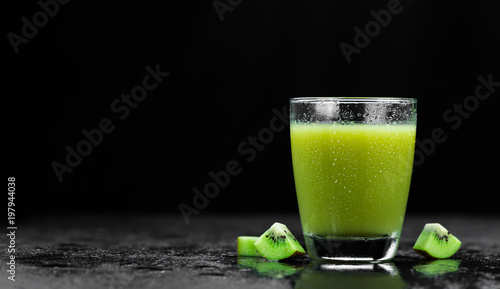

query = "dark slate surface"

[{"left": 1, "top": 214, "right": 499, "bottom": 289}]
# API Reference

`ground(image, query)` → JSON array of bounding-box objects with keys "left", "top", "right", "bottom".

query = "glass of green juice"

[{"left": 290, "top": 97, "right": 417, "bottom": 263}]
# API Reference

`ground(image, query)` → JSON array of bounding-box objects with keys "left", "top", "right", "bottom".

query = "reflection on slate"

[
  {"left": 413, "top": 259, "right": 460, "bottom": 278},
  {"left": 238, "top": 256, "right": 306, "bottom": 279},
  {"left": 0, "top": 214, "right": 498, "bottom": 289},
  {"left": 295, "top": 263, "right": 405, "bottom": 289}
]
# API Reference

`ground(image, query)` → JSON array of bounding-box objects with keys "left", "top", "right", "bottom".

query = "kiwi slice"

[
  {"left": 237, "top": 236, "right": 261, "bottom": 257},
  {"left": 253, "top": 222, "right": 306, "bottom": 261},
  {"left": 413, "top": 223, "right": 462, "bottom": 259}
]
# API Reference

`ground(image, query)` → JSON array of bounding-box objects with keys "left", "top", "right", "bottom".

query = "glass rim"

[{"left": 290, "top": 97, "right": 417, "bottom": 104}]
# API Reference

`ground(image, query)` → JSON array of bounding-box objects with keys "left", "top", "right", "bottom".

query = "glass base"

[{"left": 304, "top": 233, "right": 399, "bottom": 263}]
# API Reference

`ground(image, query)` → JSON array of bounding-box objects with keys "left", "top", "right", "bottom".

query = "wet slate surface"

[{"left": 1, "top": 214, "right": 499, "bottom": 288}]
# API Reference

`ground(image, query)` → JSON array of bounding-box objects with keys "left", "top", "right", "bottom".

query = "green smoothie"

[{"left": 291, "top": 123, "right": 416, "bottom": 238}]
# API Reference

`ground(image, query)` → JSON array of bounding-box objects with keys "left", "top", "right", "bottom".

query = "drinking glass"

[{"left": 290, "top": 97, "right": 417, "bottom": 262}]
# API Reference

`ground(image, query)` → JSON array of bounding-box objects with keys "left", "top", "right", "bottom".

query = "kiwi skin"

[{"left": 413, "top": 223, "right": 461, "bottom": 259}]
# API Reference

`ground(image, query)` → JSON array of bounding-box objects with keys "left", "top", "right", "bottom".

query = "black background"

[{"left": 3, "top": 0, "right": 499, "bottom": 223}]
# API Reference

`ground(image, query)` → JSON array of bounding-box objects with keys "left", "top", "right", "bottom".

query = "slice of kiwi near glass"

[
  {"left": 254, "top": 222, "right": 306, "bottom": 261},
  {"left": 238, "top": 222, "right": 306, "bottom": 261},
  {"left": 237, "top": 236, "right": 261, "bottom": 257},
  {"left": 413, "top": 223, "right": 462, "bottom": 259}
]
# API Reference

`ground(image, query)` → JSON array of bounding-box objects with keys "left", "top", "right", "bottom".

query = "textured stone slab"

[{"left": 1, "top": 214, "right": 499, "bottom": 288}]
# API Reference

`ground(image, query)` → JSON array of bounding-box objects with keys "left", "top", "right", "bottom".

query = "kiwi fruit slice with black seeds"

[
  {"left": 413, "top": 223, "right": 461, "bottom": 259},
  {"left": 253, "top": 222, "right": 306, "bottom": 261}
]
